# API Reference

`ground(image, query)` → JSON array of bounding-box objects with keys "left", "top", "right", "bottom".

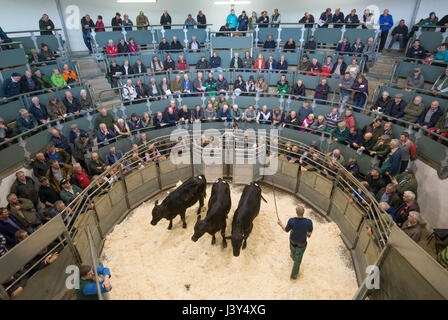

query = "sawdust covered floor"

[{"left": 101, "top": 182, "right": 358, "bottom": 299}]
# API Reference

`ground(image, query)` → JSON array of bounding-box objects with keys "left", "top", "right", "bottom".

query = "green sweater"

[
  {"left": 435, "top": 112, "right": 448, "bottom": 133},
  {"left": 60, "top": 184, "right": 83, "bottom": 205},
  {"left": 94, "top": 113, "right": 115, "bottom": 130},
  {"left": 51, "top": 74, "right": 67, "bottom": 87},
  {"left": 332, "top": 126, "right": 349, "bottom": 143},
  {"left": 403, "top": 102, "right": 425, "bottom": 123}
]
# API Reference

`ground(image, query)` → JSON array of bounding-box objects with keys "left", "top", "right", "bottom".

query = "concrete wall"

[
  {"left": 0, "top": 168, "right": 34, "bottom": 207},
  {"left": 1, "top": 0, "right": 447, "bottom": 51}
]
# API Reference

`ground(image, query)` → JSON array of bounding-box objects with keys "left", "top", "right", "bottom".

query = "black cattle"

[
  {"left": 191, "top": 178, "right": 231, "bottom": 248},
  {"left": 227, "top": 182, "right": 267, "bottom": 257},
  {"left": 151, "top": 175, "right": 207, "bottom": 229}
]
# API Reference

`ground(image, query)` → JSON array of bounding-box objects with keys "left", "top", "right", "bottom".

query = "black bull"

[
  {"left": 226, "top": 182, "right": 267, "bottom": 257},
  {"left": 151, "top": 175, "right": 207, "bottom": 229},
  {"left": 191, "top": 178, "right": 231, "bottom": 247}
]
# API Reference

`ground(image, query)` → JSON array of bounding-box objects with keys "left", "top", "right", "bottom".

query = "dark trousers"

[
  {"left": 400, "top": 160, "right": 409, "bottom": 173},
  {"left": 83, "top": 33, "right": 92, "bottom": 52},
  {"left": 379, "top": 30, "right": 389, "bottom": 52},
  {"left": 290, "top": 242, "right": 307, "bottom": 279}
]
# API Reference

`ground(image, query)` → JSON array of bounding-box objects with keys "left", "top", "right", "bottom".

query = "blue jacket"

[
  {"left": 127, "top": 119, "right": 143, "bottom": 131},
  {"left": 105, "top": 150, "right": 124, "bottom": 166},
  {"left": 237, "top": 15, "right": 249, "bottom": 31},
  {"left": 210, "top": 56, "right": 221, "bottom": 68},
  {"left": 69, "top": 129, "right": 86, "bottom": 145},
  {"left": 0, "top": 214, "right": 27, "bottom": 245},
  {"left": 265, "top": 59, "right": 277, "bottom": 70},
  {"left": 435, "top": 50, "right": 448, "bottom": 62},
  {"left": 29, "top": 104, "right": 49, "bottom": 123},
  {"left": 276, "top": 60, "right": 288, "bottom": 71},
  {"left": 379, "top": 14, "right": 393, "bottom": 31},
  {"left": 348, "top": 129, "right": 362, "bottom": 146},
  {"left": 96, "top": 128, "right": 116, "bottom": 143},
  {"left": 81, "top": 266, "right": 112, "bottom": 296},
  {"left": 226, "top": 14, "right": 238, "bottom": 28},
  {"left": 1, "top": 78, "right": 21, "bottom": 99},
  {"left": 50, "top": 135, "right": 71, "bottom": 154},
  {"left": 417, "top": 106, "right": 443, "bottom": 128},
  {"left": 218, "top": 108, "right": 232, "bottom": 120}
]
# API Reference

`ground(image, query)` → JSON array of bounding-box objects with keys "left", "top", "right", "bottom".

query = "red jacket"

[
  {"left": 106, "top": 44, "right": 118, "bottom": 57},
  {"left": 177, "top": 59, "right": 187, "bottom": 71},
  {"left": 95, "top": 21, "right": 105, "bottom": 32},
  {"left": 343, "top": 115, "right": 355, "bottom": 129},
  {"left": 408, "top": 141, "right": 417, "bottom": 158},
  {"left": 75, "top": 170, "right": 91, "bottom": 190},
  {"left": 254, "top": 58, "right": 265, "bottom": 70}
]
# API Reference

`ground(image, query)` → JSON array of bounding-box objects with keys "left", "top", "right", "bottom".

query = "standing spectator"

[
  {"left": 197, "top": 11, "right": 207, "bottom": 29},
  {"left": 185, "top": 14, "right": 197, "bottom": 29},
  {"left": 122, "top": 14, "right": 133, "bottom": 31},
  {"left": 351, "top": 75, "right": 368, "bottom": 111},
  {"left": 73, "top": 163, "right": 90, "bottom": 190},
  {"left": 392, "top": 191, "right": 419, "bottom": 227},
  {"left": 59, "top": 179, "right": 83, "bottom": 205},
  {"left": 324, "top": 107, "right": 342, "bottom": 132},
  {"left": 32, "top": 152, "right": 50, "bottom": 178},
  {"left": 39, "top": 14, "right": 55, "bottom": 35},
  {"left": 338, "top": 72, "right": 354, "bottom": 105},
  {"left": 74, "top": 132, "right": 92, "bottom": 169},
  {"left": 38, "top": 176, "right": 60, "bottom": 214},
  {"left": 160, "top": 10, "right": 172, "bottom": 30},
  {"left": 50, "top": 128, "right": 71, "bottom": 154},
  {"left": 81, "top": 14, "right": 95, "bottom": 53},
  {"left": 238, "top": 11, "right": 249, "bottom": 32},
  {"left": 95, "top": 15, "right": 105, "bottom": 32},
  {"left": 299, "top": 12, "right": 315, "bottom": 28},
  {"left": 344, "top": 9, "right": 360, "bottom": 28},
  {"left": 379, "top": 9, "right": 393, "bottom": 52},
  {"left": 380, "top": 139, "right": 402, "bottom": 179},
  {"left": 332, "top": 8, "right": 345, "bottom": 27},
  {"left": 257, "top": 11, "right": 269, "bottom": 28},
  {"left": 398, "top": 132, "right": 417, "bottom": 172},
  {"left": 319, "top": 8, "right": 332, "bottom": 28},
  {"left": 361, "top": 9, "right": 375, "bottom": 29},
  {"left": 111, "top": 13, "right": 123, "bottom": 31},
  {"left": 136, "top": 11, "right": 149, "bottom": 30},
  {"left": 271, "top": 9, "right": 281, "bottom": 28},
  {"left": 314, "top": 78, "right": 330, "bottom": 102},
  {"left": 7, "top": 193, "right": 42, "bottom": 227},
  {"left": 249, "top": 11, "right": 258, "bottom": 31},
  {"left": 388, "top": 19, "right": 408, "bottom": 51},
  {"left": 226, "top": 10, "right": 238, "bottom": 30},
  {"left": 94, "top": 108, "right": 115, "bottom": 130},
  {"left": 69, "top": 124, "right": 86, "bottom": 145}
]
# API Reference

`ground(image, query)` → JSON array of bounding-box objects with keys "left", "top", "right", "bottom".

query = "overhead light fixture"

[
  {"left": 116, "top": 0, "right": 157, "bottom": 3},
  {"left": 214, "top": 0, "right": 251, "bottom": 4}
]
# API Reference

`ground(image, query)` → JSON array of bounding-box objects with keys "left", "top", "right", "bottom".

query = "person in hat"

[
  {"left": 69, "top": 123, "right": 86, "bottom": 145},
  {"left": 391, "top": 167, "right": 418, "bottom": 199},
  {"left": 405, "top": 68, "right": 424, "bottom": 91},
  {"left": 111, "top": 13, "right": 123, "bottom": 31},
  {"left": 384, "top": 93, "right": 406, "bottom": 120},
  {"left": 59, "top": 178, "right": 83, "bottom": 206},
  {"left": 73, "top": 132, "right": 92, "bottom": 170}
]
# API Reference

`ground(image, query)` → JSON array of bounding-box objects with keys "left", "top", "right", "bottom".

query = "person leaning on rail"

[{"left": 75, "top": 263, "right": 112, "bottom": 300}]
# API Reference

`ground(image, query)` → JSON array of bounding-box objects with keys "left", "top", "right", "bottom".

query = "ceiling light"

[
  {"left": 214, "top": 0, "right": 251, "bottom": 5},
  {"left": 116, "top": 0, "right": 157, "bottom": 3}
]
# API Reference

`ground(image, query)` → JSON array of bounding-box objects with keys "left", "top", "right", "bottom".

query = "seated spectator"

[
  {"left": 192, "top": 105, "right": 204, "bottom": 123},
  {"left": 16, "top": 109, "right": 38, "bottom": 133},
  {"left": 385, "top": 94, "right": 406, "bottom": 120},
  {"left": 416, "top": 100, "right": 443, "bottom": 129},
  {"left": 351, "top": 75, "right": 368, "bottom": 111},
  {"left": 177, "top": 105, "right": 192, "bottom": 125},
  {"left": 20, "top": 70, "right": 41, "bottom": 93},
  {"left": 256, "top": 105, "right": 272, "bottom": 124},
  {"left": 326, "top": 149, "right": 345, "bottom": 166},
  {"left": 401, "top": 211, "right": 422, "bottom": 242},
  {"left": 292, "top": 79, "right": 306, "bottom": 100},
  {"left": 233, "top": 74, "right": 246, "bottom": 95},
  {"left": 365, "top": 168, "right": 386, "bottom": 195},
  {"left": 163, "top": 107, "right": 178, "bottom": 126},
  {"left": 158, "top": 37, "right": 170, "bottom": 51},
  {"left": 153, "top": 112, "right": 167, "bottom": 128},
  {"left": 50, "top": 68, "right": 67, "bottom": 88},
  {"left": 357, "top": 132, "right": 376, "bottom": 154},
  {"left": 320, "top": 56, "right": 333, "bottom": 78},
  {"left": 210, "top": 51, "right": 222, "bottom": 72},
  {"left": 388, "top": 19, "right": 409, "bottom": 51},
  {"left": 217, "top": 104, "right": 232, "bottom": 122},
  {"left": 432, "top": 68, "right": 448, "bottom": 94},
  {"left": 0, "top": 207, "right": 32, "bottom": 247},
  {"left": 117, "top": 38, "right": 129, "bottom": 54},
  {"left": 347, "top": 126, "right": 362, "bottom": 149},
  {"left": 59, "top": 179, "right": 82, "bottom": 205},
  {"left": 50, "top": 128, "right": 71, "bottom": 154},
  {"left": 314, "top": 78, "right": 330, "bottom": 102},
  {"left": 343, "top": 108, "right": 355, "bottom": 129},
  {"left": 47, "top": 95, "right": 67, "bottom": 119},
  {"left": 299, "top": 12, "right": 315, "bottom": 28},
  {"left": 346, "top": 59, "right": 360, "bottom": 79},
  {"left": 29, "top": 97, "right": 50, "bottom": 125},
  {"left": 170, "top": 75, "right": 183, "bottom": 95},
  {"left": 182, "top": 74, "right": 193, "bottom": 95},
  {"left": 127, "top": 113, "right": 143, "bottom": 131},
  {"left": 105, "top": 146, "right": 124, "bottom": 166},
  {"left": 75, "top": 264, "right": 112, "bottom": 299},
  {"left": 230, "top": 52, "right": 243, "bottom": 70},
  {"left": 114, "top": 118, "right": 131, "bottom": 137},
  {"left": 434, "top": 43, "right": 448, "bottom": 63},
  {"left": 193, "top": 72, "right": 206, "bottom": 93},
  {"left": 108, "top": 60, "right": 123, "bottom": 89},
  {"left": 372, "top": 91, "right": 391, "bottom": 114},
  {"left": 73, "top": 132, "right": 92, "bottom": 169},
  {"left": 69, "top": 123, "right": 85, "bottom": 145},
  {"left": 87, "top": 152, "right": 109, "bottom": 176},
  {"left": 324, "top": 107, "right": 342, "bottom": 131},
  {"left": 203, "top": 104, "right": 217, "bottom": 122},
  {"left": 40, "top": 43, "right": 56, "bottom": 62},
  {"left": 336, "top": 37, "right": 351, "bottom": 54},
  {"left": 298, "top": 54, "right": 311, "bottom": 72},
  {"left": 0, "top": 117, "right": 13, "bottom": 143},
  {"left": 380, "top": 139, "right": 402, "bottom": 179},
  {"left": 177, "top": 55, "right": 189, "bottom": 71},
  {"left": 33, "top": 69, "right": 52, "bottom": 90},
  {"left": 283, "top": 38, "right": 296, "bottom": 52},
  {"left": 170, "top": 36, "right": 184, "bottom": 51},
  {"left": 433, "top": 111, "right": 448, "bottom": 140},
  {"left": 132, "top": 59, "right": 147, "bottom": 74},
  {"left": 284, "top": 110, "right": 299, "bottom": 128},
  {"left": 96, "top": 123, "right": 116, "bottom": 144},
  {"left": 277, "top": 75, "right": 289, "bottom": 98},
  {"left": 63, "top": 91, "right": 82, "bottom": 115},
  {"left": 159, "top": 77, "right": 171, "bottom": 98},
  {"left": 384, "top": 120, "right": 394, "bottom": 137},
  {"left": 287, "top": 145, "right": 300, "bottom": 164},
  {"left": 310, "top": 114, "right": 327, "bottom": 132},
  {"left": 46, "top": 143, "right": 70, "bottom": 164},
  {"left": 121, "top": 60, "right": 133, "bottom": 76},
  {"left": 405, "top": 67, "right": 424, "bottom": 91},
  {"left": 150, "top": 56, "right": 164, "bottom": 73},
  {"left": 377, "top": 183, "right": 401, "bottom": 210},
  {"left": 122, "top": 14, "right": 133, "bottom": 31},
  {"left": 392, "top": 191, "right": 419, "bottom": 227},
  {"left": 272, "top": 106, "right": 284, "bottom": 127},
  {"left": 38, "top": 176, "right": 60, "bottom": 214},
  {"left": 243, "top": 105, "right": 256, "bottom": 123},
  {"left": 350, "top": 38, "right": 364, "bottom": 55},
  {"left": 28, "top": 49, "right": 42, "bottom": 66},
  {"left": 303, "top": 36, "right": 316, "bottom": 53},
  {"left": 344, "top": 9, "right": 360, "bottom": 28},
  {"left": 62, "top": 64, "right": 79, "bottom": 84},
  {"left": 196, "top": 56, "right": 211, "bottom": 70},
  {"left": 106, "top": 40, "right": 118, "bottom": 57},
  {"left": 306, "top": 58, "right": 321, "bottom": 76},
  {"left": 424, "top": 52, "right": 435, "bottom": 65},
  {"left": 370, "top": 135, "right": 391, "bottom": 162},
  {"left": 263, "top": 35, "right": 276, "bottom": 50},
  {"left": 205, "top": 72, "right": 217, "bottom": 95},
  {"left": 216, "top": 74, "right": 229, "bottom": 92},
  {"left": 128, "top": 38, "right": 139, "bottom": 55},
  {"left": 301, "top": 113, "right": 314, "bottom": 131},
  {"left": 245, "top": 76, "right": 256, "bottom": 94},
  {"left": 391, "top": 168, "right": 418, "bottom": 198},
  {"left": 122, "top": 79, "right": 137, "bottom": 101},
  {"left": 45, "top": 159, "right": 73, "bottom": 193},
  {"left": 331, "top": 56, "right": 347, "bottom": 77},
  {"left": 338, "top": 72, "right": 354, "bottom": 105},
  {"left": 10, "top": 171, "right": 39, "bottom": 209},
  {"left": 406, "top": 40, "right": 426, "bottom": 61},
  {"left": 147, "top": 77, "right": 162, "bottom": 100},
  {"left": 95, "top": 15, "right": 105, "bottom": 32},
  {"left": 346, "top": 157, "right": 360, "bottom": 178},
  {"left": 403, "top": 96, "right": 425, "bottom": 123},
  {"left": 242, "top": 51, "right": 253, "bottom": 70},
  {"left": 276, "top": 55, "right": 288, "bottom": 72},
  {"left": 140, "top": 112, "right": 151, "bottom": 128},
  {"left": 254, "top": 53, "right": 266, "bottom": 70},
  {"left": 332, "top": 121, "right": 349, "bottom": 143},
  {"left": 255, "top": 75, "right": 268, "bottom": 96}
]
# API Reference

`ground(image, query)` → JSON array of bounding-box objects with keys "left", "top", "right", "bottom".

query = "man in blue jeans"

[{"left": 277, "top": 204, "right": 313, "bottom": 279}]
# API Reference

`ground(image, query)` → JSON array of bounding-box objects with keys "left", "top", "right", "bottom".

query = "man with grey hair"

[
  {"left": 401, "top": 211, "right": 422, "bottom": 242},
  {"left": 7, "top": 193, "right": 43, "bottom": 227},
  {"left": 393, "top": 190, "right": 420, "bottom": 227},
  {"left": 16, "top": 108, "right": 38, "bottom": 133},
  {"left": 277, "top": 204, "right": 313, "bottom": 279},
  {"left": 29, "top": 96, "right": 51, "bottom": 124}
]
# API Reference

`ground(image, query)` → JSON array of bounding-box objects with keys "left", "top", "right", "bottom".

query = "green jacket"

[
  {"left": 277, "top": 83, "right": 289, "bottom": 97},
  {"left": 332, "top": 126, "right": 349, "bottom": 143},
  {"left": 376, "top": 188, "right": 402, "bottom": 209},
  {"left": 75, "top": 278, "right": 98, "bottom": 300},
  {"left": 438, "top": 246, "right": 448, "bottom": 270},
  {"left": 47, "top": 100, "right": 67, "bottom": 119},
  {"left": 51, "top": 74, "right": 67, "bottom": 87},
  {"left": 403, "top": 102, "right": 425, "bottom": 123},
  {"left": 170, "top": 79, "right": 183, "bottom": 93},
  {"left": 435, "top": 112, "right": 448, "bottom": 133},
  {"left": 371, "top": 142, "right": 391, "bottom": 158},
  {"left": 60, "top": 184, "right": 83, "bottom": 205},
  {"left": 94, "top": 113, "right": 115, "bottom": 130},
  {"left": 394, "top": 173, "right": 418, "bottom": 198},
  {"left": 36, "top": 74, "right": 53, "bottom": 89}
]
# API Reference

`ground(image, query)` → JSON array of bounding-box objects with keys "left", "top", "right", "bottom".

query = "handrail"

[
  {"left": 86, "top": 226, "right": 104, "bottom": 300},
  {"left": 5, "top": 29, "right": 63, "bottom": 35}
]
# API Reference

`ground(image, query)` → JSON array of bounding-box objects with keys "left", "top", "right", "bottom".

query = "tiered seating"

[
  {"left": 392, "top": 59, "right": 447, "bottom": 84},
  {"left": 408, "top": 29, "right": 446, "bottom": 53}
]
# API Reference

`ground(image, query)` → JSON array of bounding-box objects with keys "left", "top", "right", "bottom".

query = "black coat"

[
  {"left": 111, "top": 17, "right": 123, "bottom": 31},
  {"left": 229, "top": 57, "right": 243, "bottom": 69},
  {"left": 39, "top": 18, "right": 55, "bottom": 35}
]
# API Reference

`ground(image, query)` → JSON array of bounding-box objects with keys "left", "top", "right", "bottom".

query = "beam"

[{"left": 54, "top": 0, "right": 72, "bottom": 52}]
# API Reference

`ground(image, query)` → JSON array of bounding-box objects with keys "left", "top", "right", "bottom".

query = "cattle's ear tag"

[
  {"left": 222, "top": 180, "right": 226, "bottom": 184},
  {"left": 198, "top": 175, "right": 203, "bottom": 179},
  {"left": 254, "top": 183, "right": 259, "bottom": 187}
]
